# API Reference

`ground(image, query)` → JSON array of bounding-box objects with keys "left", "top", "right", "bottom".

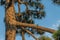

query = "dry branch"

[{"left": 9, "top": 19, "right": 56, "bottom": 33}]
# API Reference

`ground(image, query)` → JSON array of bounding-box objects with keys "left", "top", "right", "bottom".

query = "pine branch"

[
  {"left": 21, "top": 27, "right": 38, "bottom": 40},
  {"left": 9, "top": 19, "right": 56, "bottom": 33}
]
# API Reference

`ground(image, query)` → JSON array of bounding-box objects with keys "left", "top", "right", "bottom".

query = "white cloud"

[
  {"left": 53, "top": 20, "right": 60, "bottom": 27},
  {"left": 52, "top": 23, "right": 59, "bottom": 27},
  {"left": 50, "top": 20, "right": 60, "bottom": 30},
  {"left": 44, "top": 20, "right": 60, "bottom": 40}
]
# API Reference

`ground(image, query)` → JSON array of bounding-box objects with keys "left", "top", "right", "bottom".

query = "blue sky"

[{"left": 0, "top": 0, "right": 60, "bottom": 40}]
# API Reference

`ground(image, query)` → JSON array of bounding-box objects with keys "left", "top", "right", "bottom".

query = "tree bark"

[
  {"left": 5, "top": 0, "right": 16, "bottom": 40},
  {"left": 5, "top": 26, "right": 16, "bottom": 40},
  {"left": 22, "top": 31, "right": 25, "bottom": 40}
]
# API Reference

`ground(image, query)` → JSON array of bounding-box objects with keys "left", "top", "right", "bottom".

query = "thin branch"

[
  {"left": 21, "top": 27, "right": 38, "bottom": 40},
  {"left": 18, "top": 1, "right": 20, "bottom": 13},
  {"left": 17, "top": 0, "right": 25, "bottom": 4},
  {"left": 22, "top": 30, "right": 25, "bottom": 40}
]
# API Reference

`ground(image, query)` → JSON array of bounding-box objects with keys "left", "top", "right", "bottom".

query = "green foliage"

[
  {"left": 15, "top": 0, "right": 46, "bottom": 37},
  {"left": 0, "top": 0, "right": 5, "bottom": 5},
  {"left": 53, "top": 25, "right": 60, "bottom": 40},
  {"left": 0, "top": 0, "right": 45, "bottom": 19},
  {"left": 38, "top": 35, "right": 51, "bottom": 40},
  {"left": 37, "top": 30, "right": 45, "bottom": 35},
  {"left": 53, "top": 31, "right": 60, "bottom": 39}
]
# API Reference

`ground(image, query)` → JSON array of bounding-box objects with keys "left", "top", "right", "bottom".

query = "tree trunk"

[
  {"left": 5, "top": 0, "right": 16, "bottom": 40},
  {"left": 5, "top": 26, "right": 16, "bottom": 40}
]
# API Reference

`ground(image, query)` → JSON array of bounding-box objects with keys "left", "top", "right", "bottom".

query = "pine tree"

[{"left": 0, "top": 0, "right": 56, "bottom": 40}]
